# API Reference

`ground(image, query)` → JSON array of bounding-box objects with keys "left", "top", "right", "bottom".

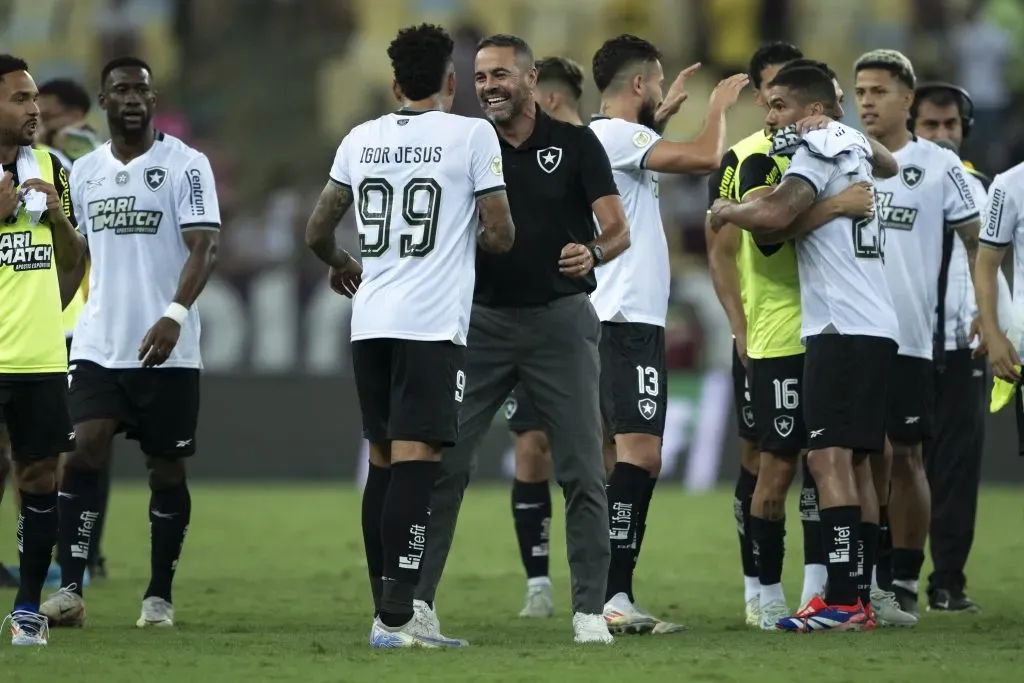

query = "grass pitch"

[{"left": 2, "top": 484, "right": 1022, "bottom": 681}]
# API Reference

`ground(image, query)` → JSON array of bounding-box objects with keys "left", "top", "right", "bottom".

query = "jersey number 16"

[{"left": 358, "top": 177, "right": 442, "bottom": 258}]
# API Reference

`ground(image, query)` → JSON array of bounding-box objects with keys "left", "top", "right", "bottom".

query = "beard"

[
  {"left": 638, "top": 98, "right": 658, "bottom": 131},
  {"left": 480, "top": 87, "right": 526, "bottom": 124}
]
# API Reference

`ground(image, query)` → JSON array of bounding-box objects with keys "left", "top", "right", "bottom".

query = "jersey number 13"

[{"left": 358, "top": 177, "right": 442, "bottom": 258}]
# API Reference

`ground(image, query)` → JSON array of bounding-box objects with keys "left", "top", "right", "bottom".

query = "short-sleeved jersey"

[
  {"left": 589, "top": 117, "right": 667, "bottom": 326},
  {"left": 70, "top": 132, "right": 222, "bottom": 369},
  {"left": 735, "top": 152, "right": 803, "bottom": 358},
  {"left": 706, "top": 130, "right": 772, "bottom": 319},
  {"left": 979, "top": 160, "right": 1024, "bottom": 352},
  {"left": 938, "top": 168, "right": 987, "bottom": 350},
  {"left": 781, "top": 123, "right": 899, "bottom": 342},
  {"left": 330, "top": 109, "right": 505, "bottom": 346},
  {"left": 0, "top": 148, "right": 73, "bottom": 375},
  {"left": 873, "top": 137, "right": 979, "bottom": 358}
]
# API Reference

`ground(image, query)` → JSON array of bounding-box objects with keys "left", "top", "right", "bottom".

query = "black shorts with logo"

[
  {"left": 803, "top": 334, "right": 896, "bottom": 453},
  {"left": 599, "top": 322, "right": 667, "bottom": 438},
  {"left": 504, "top": 385, "right": 544, "bottom": 435},
  {"left": 0, "top": 374, "right": 75, "bottom": 461},
  {"left": 731, "top": 342, "right": 757, "bottom": 441},
  {"left": 68, "top": 360, "right": 201, "bottom": 458},
  {"left": 352, "top": 338, "right": 465, "bottom": 447},
  {"left": 886, "top": 355, "right": 935, "bottom": 444},
  {"left": 750, "top": 353, "right": 807, "bottom": 454}
]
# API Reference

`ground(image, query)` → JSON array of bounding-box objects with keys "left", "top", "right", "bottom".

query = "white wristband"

[{"left": 163, "top": 302, "right": 189, "bottom": 325}]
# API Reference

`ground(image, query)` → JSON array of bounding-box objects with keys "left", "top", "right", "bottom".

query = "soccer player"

[
  {"left": 0, "top": 54, "right": 85, "bottom": 646},
  {"left": 305, "top": 24, "right": 514, "bottom": 648},
  {"left": 587, "top": 34, "right": 746, "bottom": 634},
  {"left": 853, "top": 50, "right": 981, "bottom": 619},
  {"left": 705, "top": 41, "right": 817, "bottom": 626},
  {"left": 710, "top": 64, "right": 900, "bottom": 631},
  {"left": 731, "top": 59, "right": 889, "bottom": 629},
  {"left": 506, "top": 55, "right": 584, "bottom": 620},
  {"left": 39, "top": 56, "right": 220, "bottom": 630},
  {"left": 910, "top": 83, "right": 994, "bottom": 612}
]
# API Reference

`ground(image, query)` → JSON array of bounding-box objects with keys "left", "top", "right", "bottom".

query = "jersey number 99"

[{"left": 357, "top": 177, "right": 442, "bottom": 258}]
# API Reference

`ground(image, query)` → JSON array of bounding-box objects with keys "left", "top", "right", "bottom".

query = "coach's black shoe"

[
  {"left": 0, "top": 563, "right": 18, "bottom": 588},
  {"left": 927, "top": 588, "right": 981, "bottom": 613},
  {"left": 891, "top": 585, "right": 920, "bottom": 618}
]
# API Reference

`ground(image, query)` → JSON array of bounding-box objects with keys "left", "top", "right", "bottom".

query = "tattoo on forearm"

[
  {"left": 306, "top": 182, "right": 354, "bottom": 262},
  {"left": 476, "top": 193, "right": 515, "bottom": 253}
]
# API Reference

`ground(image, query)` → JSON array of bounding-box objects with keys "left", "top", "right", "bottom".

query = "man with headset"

[{"left": 909, "top": 81, "right": 997, "bottom": 612}]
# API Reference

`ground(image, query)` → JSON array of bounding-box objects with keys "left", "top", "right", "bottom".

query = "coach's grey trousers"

[{"left": 415, "top": 293, "right": 610, "bottom": 614}]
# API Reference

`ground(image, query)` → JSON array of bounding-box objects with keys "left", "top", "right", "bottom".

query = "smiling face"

[
  {"left": 474, "top": 46, "right": 536, "bottom": 123},
  {"left": 0, "top": 70, "right": 39, "bottom": 147}
]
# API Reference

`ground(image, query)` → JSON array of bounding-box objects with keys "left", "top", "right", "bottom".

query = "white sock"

[
  {"left": 527, "top": 576, "right": 552, "bottom": 589},
  {"left": 801, "top": 564, "right": 827, "bottom": 605},
  {"left": 871, "top": 566, "right": 879, "bottom": 591},
  {"left": 744, "top": 576, "right": 761, "bottom": 603},
  {"left": 760, "top": 582, "right": 786, "bottom": 605},
  {"left": 892, "top": 578, "right": 918, "bottom": 595}
]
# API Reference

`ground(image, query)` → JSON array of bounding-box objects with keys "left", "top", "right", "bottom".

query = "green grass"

[{"left": 2, "top": 484, "right": 1023, "bottom": 681}]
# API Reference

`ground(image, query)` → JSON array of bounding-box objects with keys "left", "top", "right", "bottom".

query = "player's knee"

[
  {"left": 147, "top": 456, "right": 186, "bottom": 490},
  {"left": 14, "top": 457, "right": 59, "bottom": 493},
  {"left": 740, "top": 438, "right": 760, "bottom": 475},
  {"left": 514, "top": 431, "right": 552, "bottom": 481},
  {"left": 757, "top": 452, "right": 797, "bottom": 498},
  {"left": 71, "top": 426, "right": 115, "bottom": 471},
  {"left": 890, "top": 443, "right": 924, "bottom": 474},
  {"left": 613, "top": 433, "right": 661, "bottom": 474}
]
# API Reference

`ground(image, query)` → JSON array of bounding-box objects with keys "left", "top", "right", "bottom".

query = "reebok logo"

[
  {"left": 176, "top": 439, "right": 193, "bottom": 448},
  {"left": 904, "top": 415, "right": 920, "bottom": 424},
  {"left": 810, "top": 428, "right": 825, "bottom": 439}
]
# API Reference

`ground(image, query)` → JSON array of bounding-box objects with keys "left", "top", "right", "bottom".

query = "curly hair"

[
  {"left": 748, "top": 42, "right": 803, "bottom": 89},
  {"left": 387, "top": 24, "right": 455, "bottom": 101},
  {"left": 536, "top": 56, "right": 584, "bottom": 100},
  {"left": 0, "top": 54, "right": 29, "bottom": 82},
  {"left": 592, "top": 34, "right": 660, "bottom": 94}
]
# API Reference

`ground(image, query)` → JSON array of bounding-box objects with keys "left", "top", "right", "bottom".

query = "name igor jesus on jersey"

[
  {"left": 589, "top": 117, "right": 668, "bottom": 327},
  {"left": 69, "top": 134, "right": 221, "bottom": 369},
  {"left": 330, "top": 111, "right": 504, "bottom": 346}
]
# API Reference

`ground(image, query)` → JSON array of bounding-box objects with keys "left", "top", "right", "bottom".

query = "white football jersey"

[
  {"left": 70, "top": 133, "right": 221, "bottom": 369},
  {"left": 781, "top": 123, "right": 899, "bottom": 342},
  {"left": 330, "top": 110, "right": 504, "bottom": 346},
  {"left": 874, "top": 137, "right": 979, "bottom": 359},
  {"left": 979, "top": 160, "right": 1024, "bottom": 352},
  {"left": 588, "top": 117, "right": 669, "bottom": 327}
]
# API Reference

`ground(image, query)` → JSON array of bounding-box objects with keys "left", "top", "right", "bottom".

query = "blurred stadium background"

[{"left": 4, "top": 0, "right": 1024, "bottom": 486}]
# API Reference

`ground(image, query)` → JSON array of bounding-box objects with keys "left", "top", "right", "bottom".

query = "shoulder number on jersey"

[{"left": 357, "top": 177, "right": 441, "bottom": 258}]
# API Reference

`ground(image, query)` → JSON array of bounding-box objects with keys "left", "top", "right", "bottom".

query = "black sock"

[
  {"left": 633, "top": 478, "right": 657, "bottom": 572},
  {"left": 859, "top": 522, "right": 879, "bottom": 606},
  {"left": 88, "top": 465, "right": 112, "bottom": 570},
  {"left": 511, "top": 480, "right": 551, "bottom": 580},
  {"left": 799, "top": 458, "right": 825, "bottom": 565},
  {"left": 57, "top": 467, "right": 103, "bottom": 595},
  {"left": 379, "top": 460, "right": 438, "bottom": 628},
  {"left": 751, "top": 516, "right": 786, "bottom": 587},
  {"left": 734, "top": 467, "right": 758, "bottom": 579},
  {"left": 14, "top": 490, "right": 59, "bottom": 611},
  {"left": 820, "top": 505, "right": 861, "bottom": 606},
  {"left": 892, "top": 548, "right": 925, "bottom": 586},
  {"left": 876, "top": 505, "right": 892, "bottom": 589},
  {"left": 605, "top": 462, "right": 650, "bottom": 601},
  {"left": 362, "top": 464, "right": 391, "bottom": 614},
  {"left": 144, "top": 482, "right": 191, "bottom": 604}
]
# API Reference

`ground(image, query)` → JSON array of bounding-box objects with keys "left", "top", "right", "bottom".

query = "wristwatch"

[{"left": 587, "top": 243, "right": 605, "bottom": 266}]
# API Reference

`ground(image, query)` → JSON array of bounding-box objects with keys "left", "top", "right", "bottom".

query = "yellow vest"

[
  {"left": 722, "top": 131, "right": 773, "bottom": 317},
  {"left": 0, "top": 148, "right": 68, "bottom": 374}
]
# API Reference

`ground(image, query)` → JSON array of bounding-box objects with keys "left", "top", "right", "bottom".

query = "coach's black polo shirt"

[{"left": 474, "top": 104, "right": 619, "bottom": 307}]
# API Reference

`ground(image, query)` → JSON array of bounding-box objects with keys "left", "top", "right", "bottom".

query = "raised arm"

[
  {"left": 753, "top": 182, "right": 875, "bottom": 245},
  {"left": 713, "top": 176, "right": 817, "bottom": 232}
]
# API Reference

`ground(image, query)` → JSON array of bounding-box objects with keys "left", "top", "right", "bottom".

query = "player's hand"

[
  {"left": 983, "top": 327, "right": 1021, "bottom": 383},
  {"left": 708, "top": 74, "right": 750, "bottom": 113},
  {"left": 328, "top": 259, "right": 363, "bottom": 298},
  {"left": 833, "top": 182, "right": 875, "bottom": 218},
  {"left": 138, "top": 318, "right": 182, "bottom": 368},
  {"left": 558, "top": 242, "right": 594, "bottom": 277},
  {"left": 734, "top": 330, "right": 748, "bottom": 368},
  {"left": 20, "top": 178, "right": 63, "bottom": 218},
  {"left": 795, "top": 114, "right": 833, "bottom": 133},
  {"left": 654, "top": 63, "right": 701, "bottom": 126},
  {"left": 0, "top": 172, "right": 17, "bottom": 220},
  {"left": 708, "top": 197, "right": 736, "bottom": 233}
]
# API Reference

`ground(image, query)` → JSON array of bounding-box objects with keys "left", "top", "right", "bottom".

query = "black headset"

[{"left": 908, "top": 82, "right": 975, "bottom": 138}]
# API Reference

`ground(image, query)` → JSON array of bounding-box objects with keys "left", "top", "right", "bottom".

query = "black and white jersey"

[
  {"left": 780, "top": 122, "right": 899, "bottom": 342},
  {"left": 588, "top": 117, "right": 668, "bottom": 327},
  {"left": 69, "top": 133, "right": 221, "bottom": 369},
  {"left": 979, "top": 160, "right": 1024, "bottom": 352},
  {"left": 874, "top": 137, "right": 979, "bottom": 359},
  {"left": 330, "top": 110, "right": 505, "bottom": 346}
]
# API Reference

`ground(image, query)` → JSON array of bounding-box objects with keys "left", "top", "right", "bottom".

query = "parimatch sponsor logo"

[
  {"left": 875, "top": 192, "right": 918, "bottom": 231},
  {"left": 87, "top": 196, "right": 163, "bottom": 234},
  {"left": 0, "top": 231, "right": 53, "bottom": 270}
]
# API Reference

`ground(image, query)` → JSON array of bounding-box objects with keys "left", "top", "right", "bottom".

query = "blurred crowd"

[{"left": 5, "top": 0, "right": 1023, "bottom": 372}]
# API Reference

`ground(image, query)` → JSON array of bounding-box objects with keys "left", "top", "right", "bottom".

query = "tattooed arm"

[
  {"left": 305, "top": 180, "right": 356, "bottom": 268},
  {"left": 476, "top": 190, "right": 515, "bottom": 253},
  {"left": 712, "top": 177, "right": 818, "bottom": 232}
]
